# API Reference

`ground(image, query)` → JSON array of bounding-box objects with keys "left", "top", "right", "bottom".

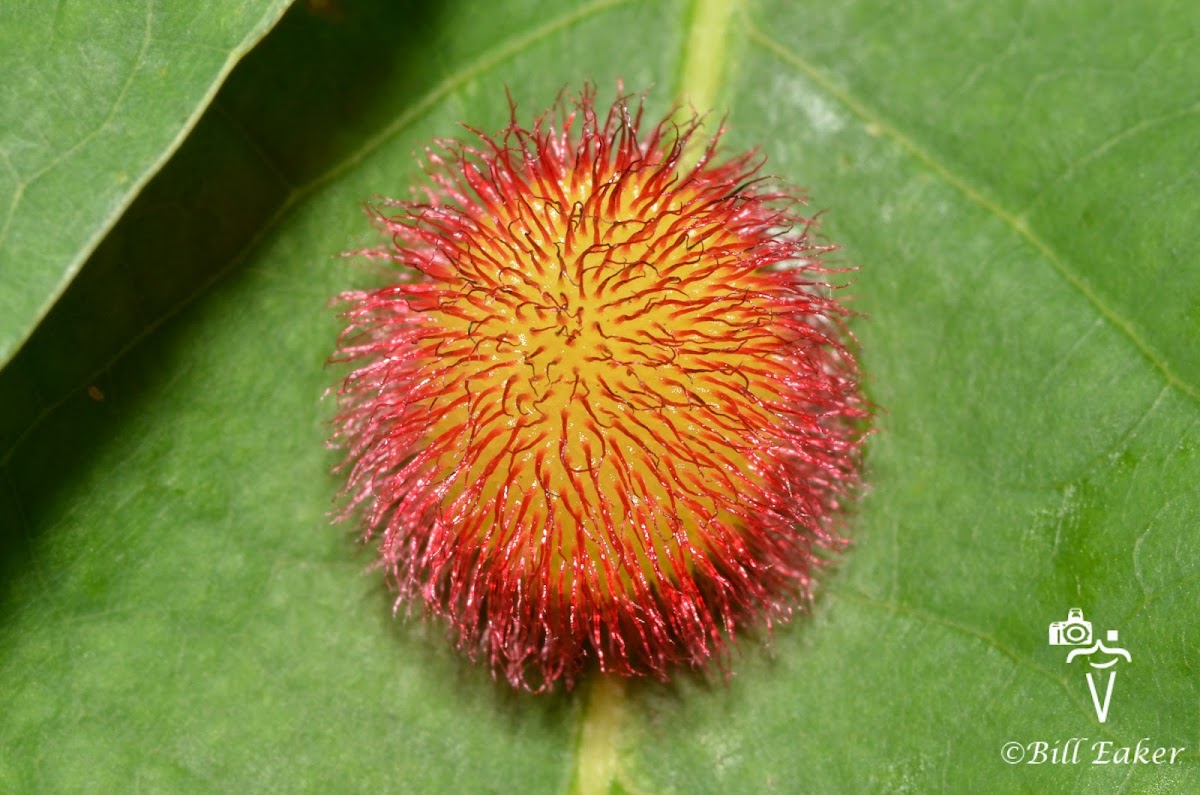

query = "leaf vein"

[
  {"left": 292, "top": 0, "right": 637, "bottom": 200},
  {"left": 835, "top": 589, "right": 1133, "bottom": 746},
  {"left": 0, "top": 0, "right": 157, "bottom": 253},
  {"left": 747, "top": 22, "right": 1200, "bottom": 407},
  {"left": 1022, "top": 102, "right": 1200, "bottom": 214}
]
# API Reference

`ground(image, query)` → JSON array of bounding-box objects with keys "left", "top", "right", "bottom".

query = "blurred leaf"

[
  {"left": 0, "top": 0, "right": 292, "bottom": 366},
  {"left": 2, "top": 0, "right": 1198, "bottom": 792}
]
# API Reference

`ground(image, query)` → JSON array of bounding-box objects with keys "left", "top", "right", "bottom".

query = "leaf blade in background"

[{"left": 0, "top": 0, "right": 293, "bottom": 367}]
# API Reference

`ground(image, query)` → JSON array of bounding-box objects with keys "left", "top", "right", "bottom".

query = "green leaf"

[
  {"left": 0, "top": 0, "right": 292, "bottom": 367},
  {"left": 2, "top": 0, "right": 1198, "bottom": 792}
]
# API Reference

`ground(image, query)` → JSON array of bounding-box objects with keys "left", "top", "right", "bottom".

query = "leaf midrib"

[{"left": 570, "top": 1, "right": 739, "bottom": 792}]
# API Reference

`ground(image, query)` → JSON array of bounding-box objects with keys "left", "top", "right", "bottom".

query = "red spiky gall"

[{"left": 329, "top": 86, "right": 868, "bottom": 691}]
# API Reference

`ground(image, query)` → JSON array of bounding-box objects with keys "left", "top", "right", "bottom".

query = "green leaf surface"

[
  {"left": 0, "top": 0, "right": 293, "bottom": 366},
  {"left": 2, "top": 0, "right": 1198, "bottom": 792}
]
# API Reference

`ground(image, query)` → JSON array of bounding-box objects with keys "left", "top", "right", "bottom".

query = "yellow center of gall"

[{"left": 427, "top": 171, "right": 783, "bottom": 601}]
